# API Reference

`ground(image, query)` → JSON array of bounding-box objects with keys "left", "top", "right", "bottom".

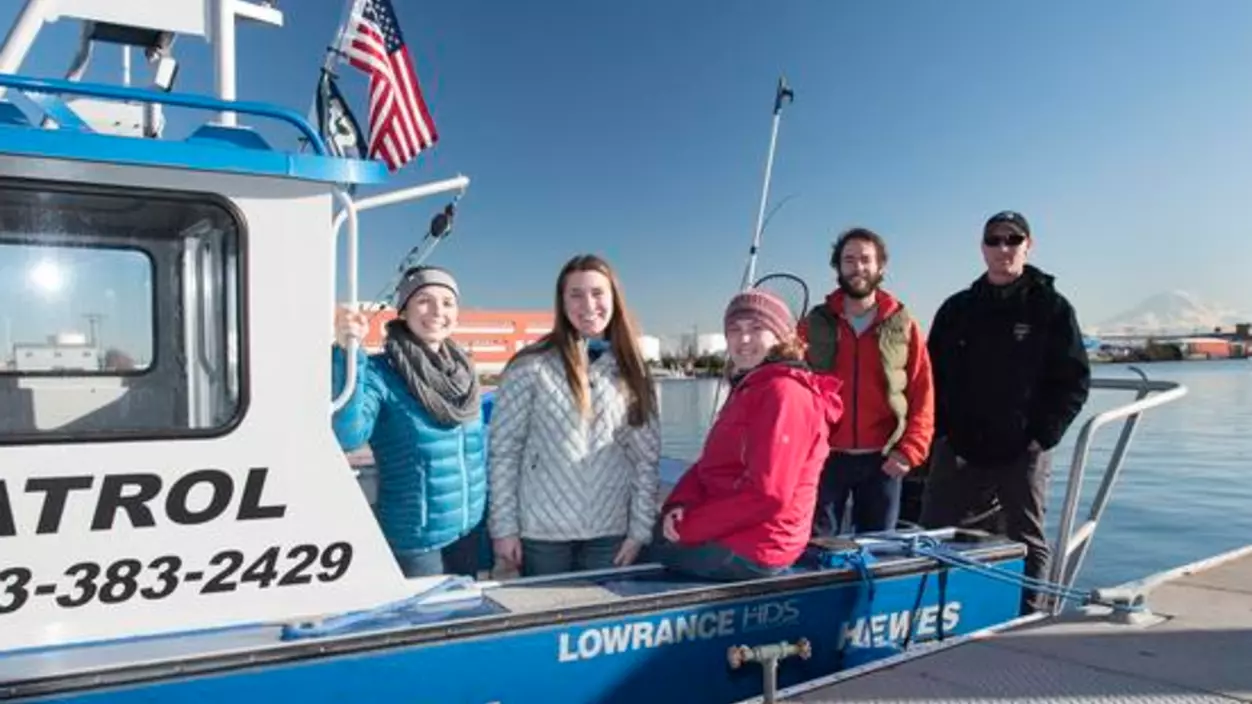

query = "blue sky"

[{"left": 4, "top": 0, "right": 1252, "bottom": 348}]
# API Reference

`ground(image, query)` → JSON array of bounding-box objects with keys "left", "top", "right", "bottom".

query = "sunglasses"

[{"left": 983, "top": 233, "right": 1027, "bottom": 248}]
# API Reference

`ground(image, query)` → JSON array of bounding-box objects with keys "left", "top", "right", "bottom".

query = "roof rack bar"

[
  {"left": 212, "top": 0, "right": 284, "bottom": 126},
  {"left": 0, "top": 0, "right": 53, "bottom": 79},
  {"left": 212, "top": 1, "right": 236, "bottom": 126},
  {"left": 0, "top": 73, "right": 328, "bottom": 155}
]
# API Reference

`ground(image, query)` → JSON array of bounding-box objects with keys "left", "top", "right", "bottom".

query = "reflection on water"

[{"left": 657, "top": 360, "right": 1252, "bottom": 588}]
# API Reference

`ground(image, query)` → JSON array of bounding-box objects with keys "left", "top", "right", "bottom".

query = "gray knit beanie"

[{"left": 394, "top": 266, "right": 459, "bottom": 310}]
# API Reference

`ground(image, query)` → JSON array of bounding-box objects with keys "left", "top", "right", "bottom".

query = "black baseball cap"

[{"left": 984, "top": 210, "right": 1030, "bottom": 238}]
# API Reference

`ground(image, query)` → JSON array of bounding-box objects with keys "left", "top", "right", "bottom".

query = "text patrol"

[{"left": 0, "top": 467, "right": 285, "bottom": 537}]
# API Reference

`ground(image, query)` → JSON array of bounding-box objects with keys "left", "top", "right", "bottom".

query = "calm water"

[{"left": 656, "top": 360, "right": 1252, "bottom": 589}]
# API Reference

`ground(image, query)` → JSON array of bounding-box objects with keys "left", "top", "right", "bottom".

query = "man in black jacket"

[{"left": 922, "top": 210, "right": 1091, "bottom": 613}]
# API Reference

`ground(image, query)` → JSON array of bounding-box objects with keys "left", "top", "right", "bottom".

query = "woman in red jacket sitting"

[{"left": 650, "top": 288, "right": 844, "bottom": 580}]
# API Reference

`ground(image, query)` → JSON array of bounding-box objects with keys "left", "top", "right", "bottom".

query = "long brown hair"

[
  {"left": 515, "top": 254, "right": 657, "bottom": 426},
  {"left": 769, "top": 337, "right": 806, "bottom": 364}
]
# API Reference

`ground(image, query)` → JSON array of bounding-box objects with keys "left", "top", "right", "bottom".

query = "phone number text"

[{"left": 0, "top": 542, "right": 353, "bottom": 614}]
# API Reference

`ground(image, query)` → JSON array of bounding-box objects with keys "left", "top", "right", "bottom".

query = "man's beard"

[{"left": 838, "top": 271, "right": 883, "bottom": 300}]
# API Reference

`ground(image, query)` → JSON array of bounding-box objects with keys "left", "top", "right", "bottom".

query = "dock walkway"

[{"left": 771, "top": 545, "right": 1252, "bottom": 704}]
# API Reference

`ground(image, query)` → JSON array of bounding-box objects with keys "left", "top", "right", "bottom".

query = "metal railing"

[
  {"left": 329, "top": 175, "right": 470, "bottom": 413},
  {"left": 330, "top": 187, "right": 359, "bottom": 412},
  {"left": 0, "top": 72, "right": 329, "bottom": 154},
  {"left": 1047, "top": 368, "right": 1188, "bottom": 614}
]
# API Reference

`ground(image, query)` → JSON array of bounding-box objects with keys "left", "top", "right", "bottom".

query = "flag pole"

[
  {"left": 322, "top": 0, "right": 359, "bottom": 73},
  {"left": 739, "top": 76, "right": 794, "bottom": 292},
  {"left": 301, "top": 0, "right": 359, "bottom": 153}
]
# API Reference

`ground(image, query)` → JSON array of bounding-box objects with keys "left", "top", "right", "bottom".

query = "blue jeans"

[
  {"left": 393, "top": 523, "right": 487, "bottom": 578},
  {"left": 521, "top": 536, "right": 624, "bottom": 577},
  {"left": 814, "top": 452, "right": 902, "bottom": 535},
  {"left": 647, "top": 532, "right": 782, "bottom": 582},
  {"left": 394, "top": 547, "right": 444, "bottom": 578}
]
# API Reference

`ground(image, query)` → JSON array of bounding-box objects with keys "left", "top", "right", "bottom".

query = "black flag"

[
  {"left": 774, "top": 76, "right": 794, "bottom": 115},
  {"left": 313, "top": 69, "right": 367, "bottom": 161}
]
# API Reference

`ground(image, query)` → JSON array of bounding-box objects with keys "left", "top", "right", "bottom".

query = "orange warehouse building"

[
  {"left": 1178, "top": 337, "right": 1232, "bottom": 360},
  {"left": 354, "top": 306, "right": 553, "bottom": 374}
]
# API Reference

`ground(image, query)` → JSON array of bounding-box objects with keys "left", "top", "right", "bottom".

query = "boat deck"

[{"left": 773, "top": 545, "right": 1252, "bottom": 704}]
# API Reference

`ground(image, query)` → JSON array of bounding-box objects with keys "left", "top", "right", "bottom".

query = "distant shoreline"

[{"left": 1092, "top": 355, "right": 1248, "bottom": 364}]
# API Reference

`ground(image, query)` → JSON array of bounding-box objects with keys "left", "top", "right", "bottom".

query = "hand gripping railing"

[{"left": 1046, "top": 368, "right": 1188, "bottom": 614}]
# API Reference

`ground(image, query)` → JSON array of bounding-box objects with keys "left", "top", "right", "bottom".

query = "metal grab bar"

[
  {"left": 328, "top": 175, "right": 470, "bottom": 413},
  {"left": 0, "top": 72, "right": 330, "bottom": 155},
  {"left": 330, "top": 188, "right": 359, "bottom": 412},
  {"left": 329, "top": 175, "right": 470, "bottom": 232},
  {"left": 1047, "top": 368, "right": 1188, "bottom": 613}
]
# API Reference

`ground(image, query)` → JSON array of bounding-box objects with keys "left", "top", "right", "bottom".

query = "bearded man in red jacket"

[{"left": 799, "top": 227, "right": 935, "bottom": 535}]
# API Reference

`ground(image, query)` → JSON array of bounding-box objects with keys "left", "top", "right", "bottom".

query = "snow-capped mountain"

[{"left": 1091, "top": 291, "right": 1250, "bottom": 337}]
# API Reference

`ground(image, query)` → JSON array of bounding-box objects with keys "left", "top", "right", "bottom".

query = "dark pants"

[
  {"left": 442, "top": 523, "right": 486, "bottom": 577},
  {"left": 920, "top": 437, "right": 1052, "bottom": 614},
  {"left": 814, "top": 452, "right": 903, "bottom": 536},
  {"left": 521, "top": 536, "right": 624, "bottom": 577},
  {"left": 393, "top": 523, "right": 486, "bottom": 578},
  {"left": 645, "top": 523, "right": 782, "bottom": 582}
]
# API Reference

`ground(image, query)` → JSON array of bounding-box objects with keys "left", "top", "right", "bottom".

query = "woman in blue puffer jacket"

[{"left": 331, "top": 266, "right": 486, "bottom": 578}]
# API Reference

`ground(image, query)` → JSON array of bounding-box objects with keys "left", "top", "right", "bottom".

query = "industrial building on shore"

[{"left": 350, "top": 305, "right": 661, "bottom": 375}]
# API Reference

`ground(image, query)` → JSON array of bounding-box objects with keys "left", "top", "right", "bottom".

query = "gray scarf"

[{"left": 383, "top": 319, "right": 481, "bottom": 427}]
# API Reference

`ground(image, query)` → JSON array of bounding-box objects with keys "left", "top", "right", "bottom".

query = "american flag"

[{"left": 339, "top": 0, "right": 438, "bottom": 171}]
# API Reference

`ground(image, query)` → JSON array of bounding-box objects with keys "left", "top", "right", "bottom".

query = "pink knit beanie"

[{"left": 723, "top": 288, "right": 795, "bottom": 341}]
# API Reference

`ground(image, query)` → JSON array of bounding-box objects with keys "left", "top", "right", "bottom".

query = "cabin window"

[{"left": 0, "top": 179, "right": 246, "bottom": 443}]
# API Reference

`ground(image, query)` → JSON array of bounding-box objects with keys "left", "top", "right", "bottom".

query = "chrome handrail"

[
  {"left": 1047, "top": 367, "right": 1188, "bottom": 613},
  {"left": 330, "top": 187, "right": 359, "bottom": 412},
  {"left": 329, "top": 176, "right": 470, "bottom": 413}
]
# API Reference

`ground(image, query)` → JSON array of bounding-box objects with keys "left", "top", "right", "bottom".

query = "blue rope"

[
  {"left": 824, "top": 544, "right": 912, "bottom": 666},
  {"left": 844, "top": 548, "right": 875, "bottom": 606},
  {"left": 280, "top": 575, "right": 479, "bottom": 640},
  {"left": 880, "top": 534, "right": 1143, "bottom": 612}
]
